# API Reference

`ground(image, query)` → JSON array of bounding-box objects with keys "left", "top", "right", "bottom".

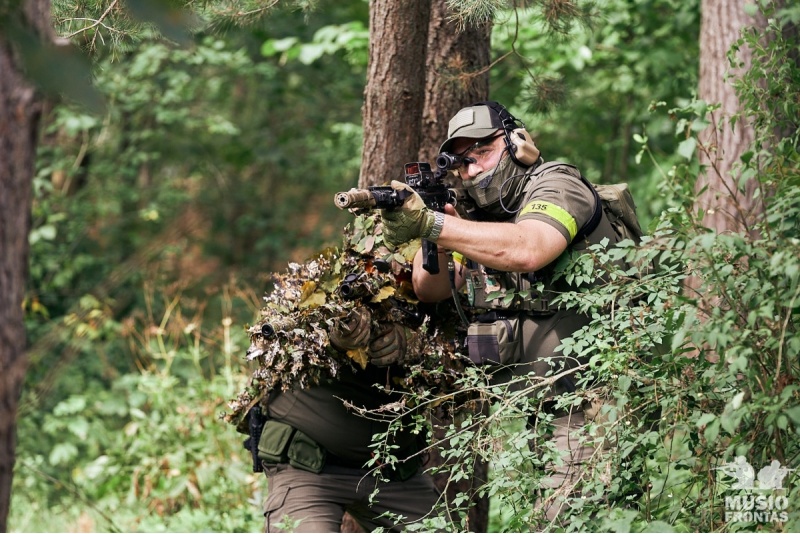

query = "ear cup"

[{"left": 508, "top": 128, "right": 540, "bottom": 165}]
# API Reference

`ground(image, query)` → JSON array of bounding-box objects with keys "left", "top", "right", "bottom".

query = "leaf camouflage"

[{"left": 224, "top": 214, "right": 471, "bottom": 428}]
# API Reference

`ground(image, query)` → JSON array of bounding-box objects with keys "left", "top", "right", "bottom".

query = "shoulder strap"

[
  {"left": 573, "top": 175, "right": 602, "bottom": 243},
  {"left": 530, "top": 162, "right": 602, "bottom": 244}
]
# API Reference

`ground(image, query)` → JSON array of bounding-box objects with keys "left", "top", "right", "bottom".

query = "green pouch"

[
  {"left": 466, "top": 315, "right": 522, "bottom": 366},
  {"left": 257, "top": 420, "right": 296, "bottom": 464},
  {"left": 288, "top": 430, "right": 327, "bottom": 474}
]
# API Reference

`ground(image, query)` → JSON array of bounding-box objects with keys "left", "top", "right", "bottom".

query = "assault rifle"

[{"left": 334, "top": 161, "right": 469, "bottom": 275}]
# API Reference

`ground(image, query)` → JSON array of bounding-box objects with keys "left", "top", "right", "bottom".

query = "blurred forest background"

[{"left": 2, "top": 0, "right": 799, "bottom": 532}]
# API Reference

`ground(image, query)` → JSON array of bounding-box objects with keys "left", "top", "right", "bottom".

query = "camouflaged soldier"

[
  {"left": 257, "top": 309, "right": 441, "bottom": 533},
  {"left": 380, "top": 101, "right": 621, "bottom": 524}
]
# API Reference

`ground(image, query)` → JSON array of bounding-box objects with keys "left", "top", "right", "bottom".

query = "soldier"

[
  {"left": 380, "top": 101, "right": 623, "bottom": 523},
  {"left": 256, "top": 310, "right": 442, "bottom": 532}
]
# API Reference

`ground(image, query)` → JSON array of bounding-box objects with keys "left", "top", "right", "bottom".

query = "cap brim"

[{"left": 439, "top": 126, "right": 501, "bottom": 154}]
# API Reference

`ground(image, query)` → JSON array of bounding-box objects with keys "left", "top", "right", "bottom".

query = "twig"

[{"left": 65, "top": 0, "right": 120, "bottom": 39}]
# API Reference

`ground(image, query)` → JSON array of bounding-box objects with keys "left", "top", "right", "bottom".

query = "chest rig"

[
  {"left": 462, "top": 162, "right": 605, "bottom": 315},
  {"left": 465, "top": 266, "right": 553, "bottom": 314}
]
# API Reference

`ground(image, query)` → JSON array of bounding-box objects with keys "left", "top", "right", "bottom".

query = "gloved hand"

[
  {"left": 380, "top": 180, "right": 438, "bottom": 248},
  {"left": 368, "top": 323, "right": 413, "bottom": 367},
  {"left": 329, "top": 307, "right": 371, "bottom": 351}
]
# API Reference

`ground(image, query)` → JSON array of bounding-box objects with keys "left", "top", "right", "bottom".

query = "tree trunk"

[
  {"left": 694, "top": 0, "right": 766, "bottom": 234},
  {"left": 0, "top": 1, "right": 52, "bottom": 530},
  {"left": 419, "top": 4, "right": 492, "bottom": 531},
  {"left": 419, "top": 2, "right": 491, "bottom": 164},
  {"left": 359, "top": 0, "right": 431, "bottom": 188}
]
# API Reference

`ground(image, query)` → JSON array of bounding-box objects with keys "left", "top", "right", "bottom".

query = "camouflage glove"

[
  {"left": 368, "top": 323, "right": 415, "bottom": 367},
  {"left": 329, "top": 306, "right": 371, "bottom": 351},
  {"left": 380, "top": 180, "right": 443, "bottom": 248}
]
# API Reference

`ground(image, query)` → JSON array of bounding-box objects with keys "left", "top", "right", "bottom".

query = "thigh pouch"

[{"left": 257, "top": 420, "right": 327, "bottom": 474}]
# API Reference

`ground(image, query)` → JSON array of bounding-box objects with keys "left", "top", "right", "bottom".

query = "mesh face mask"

[{"left": 462, "top": 151, "right": 530, "bottom": 218}]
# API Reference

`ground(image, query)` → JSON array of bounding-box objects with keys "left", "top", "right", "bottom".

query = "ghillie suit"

[{"left": 224, "top": 214, "right": 471, "bottom": 430}]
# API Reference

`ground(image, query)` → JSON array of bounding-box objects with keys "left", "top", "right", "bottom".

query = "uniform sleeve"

[{"left": 515, "top": 166, "right": 597, "bottom": 244}]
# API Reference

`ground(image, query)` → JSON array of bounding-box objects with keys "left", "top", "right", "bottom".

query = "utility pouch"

[
  {"left": 466, "top": 313, "right": 522, "bottom": 366},
  {"left": 288, "top": 430, "right": 327, "bottom": 474},
  {"left": 257, "top": 420, "right": 296, "bottom": 464}
]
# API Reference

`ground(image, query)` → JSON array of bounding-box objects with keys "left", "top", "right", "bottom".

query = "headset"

[{"left": 473, "top": 101, "right": 541, "bottom": 166}]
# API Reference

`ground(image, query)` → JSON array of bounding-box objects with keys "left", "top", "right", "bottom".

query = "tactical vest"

[{"left": 464, "top": 162, "right": 620, "bottom": 315}]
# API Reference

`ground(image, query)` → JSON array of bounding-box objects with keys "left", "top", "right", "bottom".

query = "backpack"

[{"left": 577, "top": 181, "right": 644, "bottom": 245}]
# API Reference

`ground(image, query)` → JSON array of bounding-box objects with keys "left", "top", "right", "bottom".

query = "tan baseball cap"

[{"left": 439, "top": 103, "right": 504, "bottom": 154}]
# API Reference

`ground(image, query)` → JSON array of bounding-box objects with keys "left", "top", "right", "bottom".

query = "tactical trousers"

[
  {"left": 534, "top": 400, "right": 607, "bottom": 528},
  {"left": 262, "top": 464, "right": 442, "bottom": 533}
]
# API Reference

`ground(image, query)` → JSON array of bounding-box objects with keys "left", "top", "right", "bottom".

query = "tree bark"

[
  {"left": 694, "top": 0, "right": 766, "bottom": 234},
  {"left": 0, "top": 1, "right": 52, "bottom": 530},
  {"left": 418, "top": 4, "right": 492, "bottom": 531},
  {"left": 419, "top": 2, "right": 491, "bottom": 164},
  {"left": 359, "top": 0, "right": 431, "bottom": 188}
]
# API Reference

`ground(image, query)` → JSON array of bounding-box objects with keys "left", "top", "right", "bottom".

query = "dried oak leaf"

[
  {"left": 346, "top": 347, "right": 369, "bottom": 369},
  {"left": 370, "top": 286, "right": 396, "bottom": 303}
]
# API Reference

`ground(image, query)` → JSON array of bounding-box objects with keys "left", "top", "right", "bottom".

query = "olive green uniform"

[
  {"left": 464, "top": 161, "right": 617, "bottom": 523},
  {"left": 261, "top": 364, "right": 440, "bottom": 532}
]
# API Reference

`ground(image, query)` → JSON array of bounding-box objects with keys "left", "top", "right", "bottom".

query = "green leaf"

[
  {"left": 677, "top": 137, "right": 696, "bottom": 160},
  {"left": 82, "top": 455, "right": 110, "bottom": 480},
  {"left": 261, "top": 37, "right": 298, "bottom": 57},
  {"left": 603, "top": 509, "right": 638, "bottom": 533},
  {"left": 785, "top": 405, "right": 800, "bottom": 426},
  {"left": 720, "top": 411, "right": 741, "bottom": 434},
  {"left": 642, "top": 520, "right": 675, "bottom": 532},
  {"left": 38, "top": 224, "right": 58, "bottom": 241},
  {"left": 49, "top": 443, "right": 79, "bottom": 466},
  {"left": 53, "top": 396, "right": 87, "bottom": 416},
  {"left": 618, "top": 374, "right": 631, "bottom": 392},
  {"left": 485, "top": 291, "right": 504, "bottom": 301},
  {"left": 704, "top": 418, "right": 720, "bottom": 442},
  {"left": 696, "top": 413, "right": 716, "bottom": 428},
  {"left": 67, "top": 417, "right": 90, "bottom": 440}
]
